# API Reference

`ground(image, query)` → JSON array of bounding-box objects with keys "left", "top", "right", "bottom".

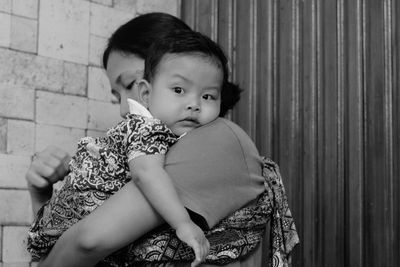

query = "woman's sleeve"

[{"left": 124, "top": 116, "right": 177, "bottom": 162}]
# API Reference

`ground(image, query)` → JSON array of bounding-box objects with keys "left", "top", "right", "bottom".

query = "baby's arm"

[{"left": 130, "top": 154, "right": 210, "bottom": 265}]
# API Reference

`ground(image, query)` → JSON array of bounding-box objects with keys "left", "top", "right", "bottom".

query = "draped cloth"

[{"left": 100, "top": 158, "right": 299, "bottom": 267}]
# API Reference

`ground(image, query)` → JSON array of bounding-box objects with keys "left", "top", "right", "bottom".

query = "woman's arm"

[{"left": 130, "top": 154, "right": 209, "bottom": 264}]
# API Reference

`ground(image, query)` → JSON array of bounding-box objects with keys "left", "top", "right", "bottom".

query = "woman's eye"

[
  {"left": 126, "top": 80, "right": 136, "bottom": 90},
  {"left": 111, "top": 89, "right": 121, "bottom": 103},
  {"left": 173, "top": 87, "right": 184, "bottom": 94}
]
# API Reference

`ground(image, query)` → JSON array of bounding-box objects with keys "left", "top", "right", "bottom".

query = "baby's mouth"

[{"left": 179, "top": 117, "right": 199, "bottom": 126}]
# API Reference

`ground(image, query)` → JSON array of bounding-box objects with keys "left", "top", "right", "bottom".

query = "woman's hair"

[
  {"left": 102, "top": 12, "right": 191, "bottom": 68},
  {"left": 143, "top": 30, "right": 241, "bottom": 117}
]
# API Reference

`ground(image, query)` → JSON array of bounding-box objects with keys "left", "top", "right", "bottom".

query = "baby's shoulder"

[{"left": 124, "top": 114, "right": 166, "bottom": 130}]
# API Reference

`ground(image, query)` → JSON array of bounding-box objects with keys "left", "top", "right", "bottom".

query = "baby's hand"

[{"left": 175, "top": 221, "right": 210, "bottom": 267}]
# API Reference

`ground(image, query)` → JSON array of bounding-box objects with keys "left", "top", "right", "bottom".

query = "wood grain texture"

[{"left": 181, "top": 0, "right": 399, "bottom": 266}]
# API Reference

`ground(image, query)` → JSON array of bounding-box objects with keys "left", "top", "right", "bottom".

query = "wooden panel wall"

[{"left": 181, "top": 0, "right": 400, "bottom": 266}]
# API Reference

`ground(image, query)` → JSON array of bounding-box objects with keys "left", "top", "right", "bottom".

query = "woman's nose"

[{"left": 120, "top": 102, "right": 129, "bottom": 118}]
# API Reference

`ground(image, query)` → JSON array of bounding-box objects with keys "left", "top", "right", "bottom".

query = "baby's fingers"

[
  {"left": 191, "top": 239, "right": 209, "bottom": 267},
  {"left": 191, "top": 243, "right": 202, "bottom": 267},
  {"left": 191, "top": 258, "right": 201, "bottom": 267}
]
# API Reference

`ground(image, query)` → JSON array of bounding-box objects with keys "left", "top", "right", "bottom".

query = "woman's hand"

[
  {"left": 26, "top": 146, "right": 71, "bottom": 214},
  {"left": 176, "top": 221, "right": 210, "bottom": 267}
]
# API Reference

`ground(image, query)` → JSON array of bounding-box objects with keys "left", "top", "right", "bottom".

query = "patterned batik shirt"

[{"left": 68, "top": 113, "right": 178, "bottom": 194}]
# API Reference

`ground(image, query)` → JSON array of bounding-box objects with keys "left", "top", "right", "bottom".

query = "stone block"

[
  {"left": 0, "top": 154, "right": 31, "bottom": 188},
  {"left": 7, "top": 120, "right": 35, "bottom": 155},
  {"left": 87, "top": 129, "right": 106, "bottom": 138},
  {"left": 0, "top": 190, "right": 32, "bottom": 224},
  {"left": 0, "top": 48, "right": 12, "bottom": 79},
  {"left": 87, "top": 100, "right": 120, "bottom": 131},
  {"left": 0, "top": 118, "right": 6, "bottom": 152},
  {"left": 0, "top": 0, "right": 11, "bottom": 13},
  {"left": 38, "top": 0, "right": 90, "bottom": 64},
  {"left": 10, "top": 16, "right": 37, "bottom": 53},
  {"left": 63, "top": 61, "right": 87, "bottom": 96},
  {"left": 2, "top": 263, "right": 30, "bottom": 267},
  {"left": 0, "top": 225, "right": 2, "bottom": 260},
  {"left": 0, "top": 12, "right": 11, "bottom": 48},
  {"left": 134, "top": 0, "right": 179, "bottom": 16},
  {"left": 2, "top": 226, "right": 31, "bottom": 262},
  {"left": 112, "top": 0, "right": 137, "bottom": 11},
  {"left": 12, "top": 0, "right": 38, "bottom": 19},
  {"left": 90, "top": 2, "right": 134, "bottom": 38},
  {"left": 0, "top": 83, "right": 34, "bottom": 120},
  {"left": 91, "top": 0, "right": 112, "bottom": 6},
  {"left": 88, "top": 66, "right": 112, "bottom": 102},
  {"left": 89, "top": 34, "right": 107, "bottom": 67},
  {"left": 0, "top": 49, "right": 63, "bottom": 91},
  {"left": 36, "top": 91, "right": 88, "bottom": 129},
  {"left": 35, "top": 124, "right": 84, "bottom": 155},
  {"left": 31, "top": 55, "right": 64, "bottom": 91}
]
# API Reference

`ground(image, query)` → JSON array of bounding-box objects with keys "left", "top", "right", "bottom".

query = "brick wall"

[{"left": 0, "top": 0, "right": 179, "bottom": 265}]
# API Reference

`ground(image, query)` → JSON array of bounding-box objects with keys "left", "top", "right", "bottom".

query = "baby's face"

[{"left": 147, "top": 54, "right": 222, "bottom": 136}]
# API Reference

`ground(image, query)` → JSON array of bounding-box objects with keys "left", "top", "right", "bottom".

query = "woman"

[{"left": 26, "top": 13, "right": 298, "bottom": 266}]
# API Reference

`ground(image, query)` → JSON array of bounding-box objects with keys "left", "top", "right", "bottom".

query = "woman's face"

[{"left": 106, "top": 51, "right": 144, "bottom": 117}]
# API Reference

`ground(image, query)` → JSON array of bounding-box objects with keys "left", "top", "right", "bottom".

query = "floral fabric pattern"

[{"left": 27, "top": 114, "right": 177, "bottom": 260}]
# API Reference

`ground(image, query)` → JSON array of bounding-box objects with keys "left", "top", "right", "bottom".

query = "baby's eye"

[
  {"left": 173, "top": 87, "right": 184, "bottom": 94},
  {"left": 202, "top": 94, "right": 216, "bottom": 100}
]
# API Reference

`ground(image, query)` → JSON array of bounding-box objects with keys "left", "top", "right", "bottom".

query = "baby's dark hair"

[{"left": 144, "top": 30, "right": 241, "bottom": 117}]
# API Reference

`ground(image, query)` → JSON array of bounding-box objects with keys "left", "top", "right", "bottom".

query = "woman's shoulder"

[
  {"left": 174, "top": 118, "right": 261, "bottom": 163},
  {"left": 197, "top": 118, "right": 250, "bottom": 137},
  {"left": 197, "top": 118, "right": 259, "bottom": 154}
]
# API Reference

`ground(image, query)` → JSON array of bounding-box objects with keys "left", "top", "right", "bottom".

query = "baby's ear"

[{"left": 137, "top": 79, "right": 152, "bottom": 108}]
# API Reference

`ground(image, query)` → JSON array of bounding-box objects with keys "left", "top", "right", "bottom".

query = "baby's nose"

[
  {"left": 186, "top": 98, "right": 200, "bottom": 111},
  {"left": 186, "top": 102, "right": 200, "bottom": 111}
]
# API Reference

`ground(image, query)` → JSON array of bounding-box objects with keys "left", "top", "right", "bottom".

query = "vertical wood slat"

[
  {"left": 275, "top": 3, "right": 302, "bottom": 252},
  {"left": 336, "top": 0, "right": 345, "bottom": 265},
  {"left": 315, "top": 1, "right": 324, "bottom": 265},
  {"left": 319, "top": 0, "right": 341, "bottom": 265},
  {"left": 180, "top": 1, "right": 400, "bottom": 266},
  {"left": 383, "top": 2, "right": 394, "bottom": 266},
  {"left": 301, "top": 0, "right": 318, "bottom": 266},
  {"left": 232, "top": 0, "right": 256, "bottom": 137},
  {"left": 393, "top": 1, "right": 400, "bottom": 265},
  {"left": 345, "top": 0, "right": 364, "bottom": 265},
  {"left": 181, "top": 0, "right": 196, "bottom": 29},
  {"left": 255, "top": 0, "right": 274, "bottom": 158},
  {"left": 364, "top": 1, "right": 389, "bottom": 266}
]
